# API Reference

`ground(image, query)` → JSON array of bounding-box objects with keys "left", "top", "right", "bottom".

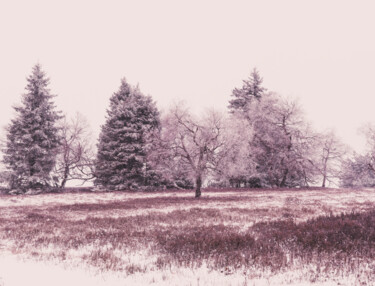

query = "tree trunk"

[
  {"left": 322, "top": 175, "right": 326, "bottom": 188},
  {"left": 195, "top": 175, "right": 202, "bottom": 198},
  {"left": 60, "top": 165, "right": 69, "bottom": 189},
  {"left": 321, "top": 158, "right": 328, "bottom": 187},
  {"left": 280, "top": 168, "right": 289, "bottom": 187}
]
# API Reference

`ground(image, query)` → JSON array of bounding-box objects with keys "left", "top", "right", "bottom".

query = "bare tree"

[
  {"left": 162, "top": 104, "right": 226, "bottom": 197},
  {"left": 316, "top": 130, "right": 347, "bottom": 187},
  {"left": 53, "top": 113, "right": 95, "bottom": 188}
]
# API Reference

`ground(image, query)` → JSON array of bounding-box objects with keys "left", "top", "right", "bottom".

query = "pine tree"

[
  {"left": 228, "top": 68, "right": 266, "bottom": 114},
  {"left": 3, "top": 64, "right": 62, "bottom": 192},
  {"left": 94, "top": 79, "right": 161, "bottom": 190}
]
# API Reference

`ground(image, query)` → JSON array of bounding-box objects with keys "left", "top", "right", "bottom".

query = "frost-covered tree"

[
  {"left": 316, "top": 130, "right": 347, "bottom": 187},
  {"left": 228, "top": 68, "right": 266, "bottom": 114},
  {"left": 147, "top": 122, "right": 194, "bottom": 190},
  {"left": 225, "top": 68, "right": 269, "bottom": 187},
  {"left": 249, "top": 94, "right": 319, "bottom": 187},
  {"left": 212, "top": 116, "right": 256, "bottom": 187},
  {"left": 227, "top": 67, "right": 319, "bottom": 188},
  {"left": 53, "top": 113, "right": 95, "bottom": 188},
  {"left": 94, "top": 79, "right": 161, "bottom": 190},
  {"left": 162, "top": 104, "right": 226, "bottom": 197},
  {"left": 3, "top": 64, "right": 62, "bottom": 192},
  {"left": 340, "top": 153, "right": 375, "bottom": 188},
  {"left": 340, "top": 123, "right": 375, "bottom": 188}
]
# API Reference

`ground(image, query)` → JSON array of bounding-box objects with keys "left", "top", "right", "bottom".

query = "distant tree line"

[{"left": 1, "top": 64, "right": 374, "bottom": 196}]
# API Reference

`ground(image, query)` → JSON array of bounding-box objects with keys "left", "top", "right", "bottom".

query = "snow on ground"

[
  {"left": 1, "top": 188, "right": 375, "bottom": 285},
  {"left": 0, "top": 252, "right": 124, "bottom": 286},
  {"left": 0, "top": 252, "right": 361, "bottom": 286}
]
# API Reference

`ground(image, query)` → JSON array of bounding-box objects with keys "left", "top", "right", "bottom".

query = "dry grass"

[{"left": 1, "top": 187, "right": 375, "bottom": 284}]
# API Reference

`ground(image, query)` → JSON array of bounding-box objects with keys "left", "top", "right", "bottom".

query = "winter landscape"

[{"left": 2, "top": 1, "right": 375, "bottom": 285}]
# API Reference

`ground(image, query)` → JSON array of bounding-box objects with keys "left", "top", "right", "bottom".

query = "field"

[{"left": 1, "top": 187, "right": 375, "bottom": 285}]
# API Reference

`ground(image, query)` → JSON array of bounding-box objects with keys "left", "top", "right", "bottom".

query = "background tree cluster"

[
  {"left": 340, "top": 124, "right": 375, "bottom": 187},
  {"left": 224, "top": 69, "right": 346, "bottom": 189},
  {"left": 3, "top": 64, "right": 375, "bottom": 195}
]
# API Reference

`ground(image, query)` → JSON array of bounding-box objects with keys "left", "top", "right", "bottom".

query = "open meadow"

[{"left": 1, "top": 187, "right": 375, "bottom": 285}]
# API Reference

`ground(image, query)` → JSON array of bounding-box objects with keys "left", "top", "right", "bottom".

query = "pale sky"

[{"left": 1, "top": 0, "right": 375, "bottom": 151}]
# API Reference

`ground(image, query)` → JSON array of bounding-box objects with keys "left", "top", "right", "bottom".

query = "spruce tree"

[
  {"left": 94, "top": 79, "right": 161, "bottom": 190},
  {"left": 3, "top": 64, "right": 62, "bottom": 192},
  {"left": 228, "top": 68, "right": 266, "bottom": 114}
]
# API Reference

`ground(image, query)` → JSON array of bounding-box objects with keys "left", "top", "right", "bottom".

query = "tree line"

[{"left": 1, "top": 64, "right": 374, "bottom": 196}]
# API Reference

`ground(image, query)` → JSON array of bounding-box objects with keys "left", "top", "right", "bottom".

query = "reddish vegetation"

[
  {"left": 53, "top": 195, "right": 261, "bottom": 212},
  {"left": 0, "top": 188, "right": 375, "bottom": 282}
]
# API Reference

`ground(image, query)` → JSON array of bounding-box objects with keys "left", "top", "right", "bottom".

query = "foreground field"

[{"left": 1, "top": 187, "right": 375, "bottom": 285}]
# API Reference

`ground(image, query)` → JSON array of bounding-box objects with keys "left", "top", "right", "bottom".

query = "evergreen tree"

[
  {"left": 226, "top": 68, "right": 266, "bottom": 187},
  {"left": 94, "top": 79, "right": 161, "bottom": 190},
  {"left": 228, "top": 68, "right": 266, "bottom": 114},
  {"left": 3, "top": 64, "right": 62, "bottom": 191}
]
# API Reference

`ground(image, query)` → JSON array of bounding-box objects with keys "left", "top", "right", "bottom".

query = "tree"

[
  {"left": 148, "top": 125, "right": 194, "bottom": 190},
  {"left": 225, "top": 68, "right": 266, "bottom": 187},
  {"left": 228, "top": 68, "right": 266, "bottom": 114},
  {"left": 3, "top": 64, "right": 62, "bottom": 192},
  {"left": 316, "top": 130, "right": 347, "bottom": 187},
  {"left": 249, "top": 94, "right": 319, "bottom": 187},
  {"left": 228, "top": 68, "right": 319, "bottom": 188},
  {"left": 340, "top": 153, "right": 375, "bottom": 188},
  {"left": 360, "top": 123, "right": 375, "bottom": 172},
  {"left": 340, "top": 123, "right": 375, "bottom": 188},
  {"left": 94, "top": 79, "right": 161, "bottom": 190},
  {"left": 211, "top": 115, "right": 256, "bottom": 187},
  {"left": 161, "top": 104, "right": 226, "bottom": 197},
  {"left": 53, "top": 113, "right": 95, "bottom": 188}
]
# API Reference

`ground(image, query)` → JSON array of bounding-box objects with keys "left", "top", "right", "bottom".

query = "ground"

[{"left": 0, "top": 187, "right": 375, "bottom": 285}]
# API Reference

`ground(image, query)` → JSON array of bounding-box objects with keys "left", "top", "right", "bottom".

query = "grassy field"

[{"left": 1, "top": 187, "right": 375, "bottom": 285}]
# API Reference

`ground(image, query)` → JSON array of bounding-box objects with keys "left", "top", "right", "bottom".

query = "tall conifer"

[
  {"left": 94, "top": 79, "right": 160, "bottom": 190},
  {"left": 228, "top": 68, "right": 266, "bottom": 114},
  {"left": 4, "top": 64, "right": 62, "bottom": 191}
]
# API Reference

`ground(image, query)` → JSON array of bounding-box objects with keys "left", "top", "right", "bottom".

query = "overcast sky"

[{"left": 1, "top": 0, "right": 374, "bottom": 151}]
